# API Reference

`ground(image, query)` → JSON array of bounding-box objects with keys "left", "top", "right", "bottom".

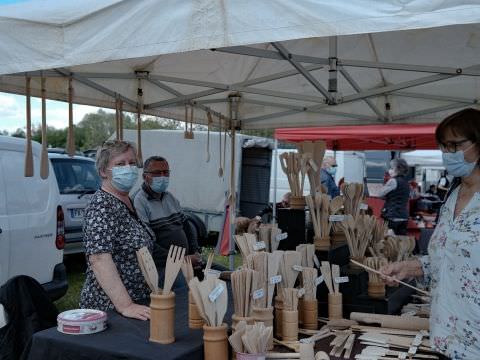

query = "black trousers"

[{"left": 388, "top": 220, "right": 408, "bottom": 235}]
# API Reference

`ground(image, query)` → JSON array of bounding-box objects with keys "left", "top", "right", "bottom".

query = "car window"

[{"left": 51, "top": 159, "right": 101, "bottom": 194}]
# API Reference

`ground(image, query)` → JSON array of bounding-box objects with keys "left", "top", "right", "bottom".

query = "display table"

[{"left": 26, "top": 289, "right": 231, "bottom": 360}]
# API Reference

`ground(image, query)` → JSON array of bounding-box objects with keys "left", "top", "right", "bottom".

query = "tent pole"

[
  {"left": 229, "top": 125, "right": 236, "bottom": 270},
  {"left": 272, "top": 138, "right": 278, "bottom": 224}
]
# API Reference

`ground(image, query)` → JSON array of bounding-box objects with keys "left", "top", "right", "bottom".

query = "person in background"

[
  {"left": 80, "top": 140, "right": 153, "bottom": 320},
  {"left": 320, "top": 156, "right": 340, "bottom": 198},
  {"left": 436, "top": 170, "right": 450, "bottom": 200},
  {"left": 409, "top": 180, "right": 420, "bottom": 199},
  {"left": 133, "top": 156, "right": 201, "bottom": 289},
  {"left": 426, "top": 184, "right": 438, "bottom": 196},
  {"left": 378, "top": 158, "right": 410, "bottom": 235},
  {"left": 381, "top": 108, "right": 480, "bottom": 358}
]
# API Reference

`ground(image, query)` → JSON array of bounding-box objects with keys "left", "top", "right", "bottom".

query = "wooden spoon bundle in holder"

[
  {"left": 296, "top": 140, "right": 326, "bottom": 196},
  {"left": 340, "top": 182, "right": 365, "bottom": 217},
  {"left": 340, "top": 214, "right": 376, "bottom": 268},
  {"left": 279, "top": 151, "right": 311, "bottom": 208},
  {"left": 231, "top": 268, "right": 258, "bottom": 329},
  {"left": 300, "top": 267, "right": 318, "bottom": 330},
  {"left": 281, "top": 288, "right": 300, "bottom": 342},
  {"left": 235, "top": 233, "right": 260, "bottom": 264},
  {"left": 364, "top": 257, "right": 388, "bottom": 299},
  {"left": 320, "top": 261, "right": 343, "bottom": 320},
  {"left": 257, "top": 223, "right": 282, "bottom": 252},
  {"left": 306, "top": 192, "right": 331, "bottom": 250},
  {"left": 229, "top": 320, "right": 272, "bottom": 357}
]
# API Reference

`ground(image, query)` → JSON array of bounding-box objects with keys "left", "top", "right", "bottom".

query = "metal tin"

[{"left": 57, "top": 309, "right": 107, "bottom": 335}]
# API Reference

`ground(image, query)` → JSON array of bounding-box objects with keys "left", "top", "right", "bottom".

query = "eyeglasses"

[
  {"left": 144, "top": 170, "right": 170, "bottom": 177},
  {"left": 438, "top": 139, "right": 470, "bottom": 153}
]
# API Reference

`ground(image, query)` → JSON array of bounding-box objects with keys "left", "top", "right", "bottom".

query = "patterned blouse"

[
  {"left": 80, "top": 190, "right": 154, "bottom": 311},
  {"left": 420, "top": 187, "right": 480, "bottom": 359}
]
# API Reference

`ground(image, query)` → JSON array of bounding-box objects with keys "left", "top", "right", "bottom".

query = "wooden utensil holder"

[
  {"left": 302, "top": 299, "right": 318, "bottom": 330},
  {"left": 298, "top": 298, "right": 304, "bottom": 325},
  {"left": 328, "top": 293, "right": 343, "bottom": 320},
  {"left": 203, "top": 323, "right": 228, "bottom": 360},
  {"left": 368, "top": 281, "right": 386, "bottom": 299},
  {"left": 231, "top": 314, "right": 254, "bottom": 330},
  {"left": 282, "top": 310, "right": 298, "bottom": 341},
  {"left": 150, "top": 291, "right": 175, "bottom": 344},
  {"left": 314, "top": 236, "right": 330, "bottom": 251},
  {"left": 188, "top": 290, "right": 204, "bottom": 329},
  {"left": 349, "top": 256, "right": 365, "bottom": 270},
  {"left": 252, "top": 306, "right": 274, "bottom": 350},
  {"left": 274, "top": 296, "right": 283, "bottom": 339},
  {"left": 290, "top": 196, "right": 305, "bottom": 209}
]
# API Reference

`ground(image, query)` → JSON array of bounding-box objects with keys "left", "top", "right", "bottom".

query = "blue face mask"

[
  {"left": 442, "top": 149, "right": 478, "bottom": 177},
  {"left": 327, "top": 167, "right": 337, "bottom": 176},
  {"left": 150, "top": 176, "right": 169, "bottom": 193},
  {"left": 110, "top": 165, "right": 138, "bottom": 192}
]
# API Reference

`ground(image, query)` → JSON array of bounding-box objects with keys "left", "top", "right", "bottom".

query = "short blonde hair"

[{"left": 96, "top": 140, "right": 137, "bottom": 178}]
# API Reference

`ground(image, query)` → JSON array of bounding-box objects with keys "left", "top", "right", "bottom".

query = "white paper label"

[
  {"left": 360, "top": 203, "right": 369, "bottom": 210},
  {"left": 300, "top": 338, "right": 313, "bottom": 344},
  {"left": 334, "top": 276, "right": 349, "bottom": 284},
  {"left": 398, "top": 353, "right": 407, "bottom": 360},
  {"left": 293, "top": 265, "right": 303, "bottom": 272},
  {"left": 253, "top": 288, "right": 264, "bottom": 300},
  {"left": 253, "top": 241, "right": 266, "bottom": 251},
  {"left": 208, "top": 284, "right": 224, "bottom": 302},
  {"left": 408, "top": 346, "right": 418, "bottom": 355},
  {"left": 297, "top": 288, "right": 305, "bottom": 297},
  {"left": 329, "top": 215, "right": 345, "bottom": 222},
  {"left": 412, "top": 333, "right": 423, "bottom": 346},
  {"left": 206, "top": 269, "right": 221, "bottom": 278},
  {"left": 276, "top": 233, "right": 288, "bottom": 241},
  {"left": 315, "top": 275, "right": 324, "bottom": 286},
  {"left": 313, "top": 255, "right": 320, "bottom": 268},
  {"left": 270, "top": 275, "right": 282, "bottom": 284}
]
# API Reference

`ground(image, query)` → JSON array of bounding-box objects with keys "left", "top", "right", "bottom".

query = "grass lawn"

[{"left": 54, "top": 248, "right": 240, "bottom": 312}]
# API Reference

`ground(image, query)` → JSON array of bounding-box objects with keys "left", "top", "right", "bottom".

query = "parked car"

[
  {"left": 49, "top": 153, "right": 101, "bottom": 255},
  {"left": 0, "top": 136, "right": 67, "bottom": 327}
]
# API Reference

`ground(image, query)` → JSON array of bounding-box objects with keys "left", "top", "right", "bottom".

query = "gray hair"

[
  {"left": 390, "top": 158, "right": 409, "bottom": 176},
  {"left": 96, "top": 140, "right": 137, "bottom": 178}
]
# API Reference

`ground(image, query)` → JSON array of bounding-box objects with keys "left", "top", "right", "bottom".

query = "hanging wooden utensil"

[
  {"left": 66, "top": 77, "right": 75, "bottom": 157},
  {"left": 40, "top": 75, "right": 49, "bottom": 179},
  {"left": 24, "top": 76, "right": 33, "bottom": 177}
]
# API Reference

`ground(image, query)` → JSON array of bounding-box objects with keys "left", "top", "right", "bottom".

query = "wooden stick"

[{"left": 350, "top": 259, "right": 430, "bottom": 296}]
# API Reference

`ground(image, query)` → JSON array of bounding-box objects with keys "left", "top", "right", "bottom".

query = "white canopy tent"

[{"left": 0, "top": 0, "right": 479, "bottom": 130}]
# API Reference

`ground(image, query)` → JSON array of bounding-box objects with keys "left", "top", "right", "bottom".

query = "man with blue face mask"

[
  {"left": 320, "top": 155, "right": 340, "bottom": 198},
  {"left": 133, "top": 156, "right": 201, "bottom": 290}
]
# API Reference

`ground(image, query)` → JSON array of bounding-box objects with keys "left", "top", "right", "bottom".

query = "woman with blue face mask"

[
  {"left": 381, "top": 108, "right": 480, "bottom": 359},
  {"left": 80, "top": 140, "right": 155, "bottom": 321}
]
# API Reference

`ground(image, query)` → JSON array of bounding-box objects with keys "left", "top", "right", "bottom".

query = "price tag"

[
  {"left": 252, "top": 288, "right": 264, "bottom": 300},
  {"left": 270, "top": 275, "right": 282, "bottom": 285},
  {"left": 315, "top": 275, "right": 324, "bottom": 286},
  {"left": 412, "top": 332, "right": 424, "bottom": 346},
  {"left": 329, "top": 215, "right": 345, "bottom": 222},
  {"left": 276, "top": 233, "right": 288, "bottom": 241},
  {"left": 292, "top": 265, "right": 303, "bottom": 272},
  {"left": 398, "top": 353, "right": 407, "bottom": 360},
  {"left": 407, "top": 346, "right": 418, "bottom": 355},
  {"left": 334, "top": 276, "right": 349, "bottom": 284},
  {"left": 313, "top": 254, "right": 320, "bottom": 268},
  {"left": 208, "top": 284, "right": 224, "bottom": 302},
  {"left": 206, "top": 269, "right": 221, "bottom": 278},
  {"left": 308, "top": 159, "right": 318, "bottom": 172},
  {"left": 253, "top": 241, "right": 266, "bottom": 251},
  {"left": 297, "top": 288, "right": 305, "bottom": 298},
  {"left": 359, "top": 203, "right": 369, "bottom": 210},
  {"left": 300, "top": 338, "right": 313, "bottom": 344}
]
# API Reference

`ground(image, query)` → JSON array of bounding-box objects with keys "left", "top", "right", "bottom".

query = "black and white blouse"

[{"left": 80, "top": 190, "right": 154, "bottom": 311}]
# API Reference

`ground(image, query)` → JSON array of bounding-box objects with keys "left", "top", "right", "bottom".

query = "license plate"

[{"left": 70, "top": 208, "right": 84, "bottom": 219}]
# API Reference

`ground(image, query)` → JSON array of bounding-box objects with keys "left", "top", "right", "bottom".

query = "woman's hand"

[
  {"left": 120, "top": 303, "right": 151, "bottom": 321},
  {"left": 380, "top": 260, "right": 424, "bottom": 286}
]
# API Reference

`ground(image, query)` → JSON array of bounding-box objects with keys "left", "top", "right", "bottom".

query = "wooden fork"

[{"left": 163, "top": 245, "right": 186, "bottom": 295}]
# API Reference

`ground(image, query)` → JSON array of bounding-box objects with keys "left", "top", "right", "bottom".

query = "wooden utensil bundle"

[
  {"left": 136, "top": 247, "right": 159, "bottom": 293},
  {"left": 340, "top": 182, "right": 364, "bottom": 217},
  {"left": 296, "top": 244, "right": 315, "bottom": 268},
  {"left": 247, "top": 252, "right": 282, "bottom": 307},
  {"left": 301, "top": 267, "right": 318, "bottom": 301},
  {"left": 305, "top": 192, "right": 331, "bottom": 239},
  {"left": 296, "top": 140, "right": 326, "bottom": 195},
  {"left": 279, "top": 152, "right": 305, "bottom": 197},
  {"left": 278, "top": 250, "right": 302, "bottom": 291},
  {"left": 231, "top": 268, "right": 259, "bottom": 317},
  {"left": 258, "top": 223, "right": 282, "bottom": 252},
  {"left": 188, "top": 277, "right": 228, "bottom": 327},
  {"left": 378, "top": 235, "right": 416, "bottom": 262},
  {"left": 282, "top": 288, "right": 299, "bottom": 311},
  {"left": 329, "top": 330, "right": 356, "bottom": 358},
  {"left": 363, "top": 257, "right": 388, "bottom": 283},
  {"left": 235, "top": 233, "right": 259, "bottom": 262},
  {"left": 229, "top": 320, "right": 272, "bottom": 354},
  {"left": 319, "top": 262, "right": 341, "bottom": 295},
  {"left": 340, "top": 214, "right": 376, "bottom": 259}
]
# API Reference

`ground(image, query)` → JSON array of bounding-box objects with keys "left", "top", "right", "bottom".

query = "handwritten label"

[
  {"left": 209, "top": 284, "right": 224, "bottom": 302},
  {"left": 276, "top": 233, "right": 288, "bottom": 241},
  {"left": 334, "top": 276, "right": 349, "bottom": 284},
  {"left": 329, "top": 215, "right": 345, "bottom": 222},
  {"left": 360, "top": 203, "right": 369, "bottom": 210},
  {"left": 315, "top": 275, "right": 324, "bottom": 286},
  {"left": 253, "top": 288, "right": 264, "bottom": 300},
  {"left": 297, "top": 288, "right": 305, "bottom": 298},
  {"left": 292, "top": 265, "right": 303, "bottom": 272},
  {"left": 313, "top": 255, "right": 320, "bottom": 268},
  {"left": 412, "top": 332, "right": 424, "bottom": 346},
  {"left": 270, "top": 275, "right": 282, "bottom": 285},
  {"left": 408, "top": 346, "right": 418, "bottom": 355},
  {"left": 253, "top": 241, "right": 266, "bottom": 251}
]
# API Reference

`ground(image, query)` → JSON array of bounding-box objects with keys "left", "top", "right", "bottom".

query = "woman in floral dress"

[{"left": 382, "top": 108, "right": 480, "bottom": 359}]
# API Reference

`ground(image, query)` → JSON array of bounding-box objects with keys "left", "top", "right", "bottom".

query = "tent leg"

[
  {"left": 229, "top": 126, "right": 236, "bottom": 270},
  {"left": 272, "top": 139, "right": 278, "bottom": 224}
]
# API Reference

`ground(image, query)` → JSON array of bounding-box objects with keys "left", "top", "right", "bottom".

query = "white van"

[{"left": 0, "top": 136, "right": 67, "bottom": 326}]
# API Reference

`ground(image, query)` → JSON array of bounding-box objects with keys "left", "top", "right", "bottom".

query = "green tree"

[{"left": 11, "top": 128, "right": 26, "bottom": 138}]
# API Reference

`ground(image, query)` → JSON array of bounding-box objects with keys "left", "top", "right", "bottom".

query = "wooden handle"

[
  {"left": 350, "top": 312, "right": 429, "bottom": 331},
  {"left": 40, "top": 76, "right": 49, "bottom": 179},
  {"left": 66, "top": 77, "right": 75, "bottom": 157},
  {"left": 24, "top": 76, "right": 34, "bottom": 177}
]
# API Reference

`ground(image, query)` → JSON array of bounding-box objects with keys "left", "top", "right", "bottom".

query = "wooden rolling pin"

[{"left": 350, "top": 312, "right": 429, "bottom": 331}]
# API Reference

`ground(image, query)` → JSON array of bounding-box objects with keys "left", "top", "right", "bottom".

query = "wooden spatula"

[
  {"left": 136, "top": 247, "right": 158, "bottom": 293},
  {"left": 163, "top": 245, "right": 185, "bottom": 295}
]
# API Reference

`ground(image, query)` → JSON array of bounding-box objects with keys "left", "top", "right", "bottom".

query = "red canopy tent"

[{"left": 274, "top": 124, "right": 438, "bottom": 150}]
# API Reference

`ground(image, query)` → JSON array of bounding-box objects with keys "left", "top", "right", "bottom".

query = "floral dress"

[
  {"left": 80, "top": 190, "right": 154, "bottom": 311},
  {"left": 419, "top": 187, "right": 480, "bottom": 359}
]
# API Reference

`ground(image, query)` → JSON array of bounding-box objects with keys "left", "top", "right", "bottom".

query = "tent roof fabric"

[
  {"left": 274, "top": 124, "right": 438, "bottom": 150},
  {"left": 0, "top": 1, "right": 480, "bottom": 130}
]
